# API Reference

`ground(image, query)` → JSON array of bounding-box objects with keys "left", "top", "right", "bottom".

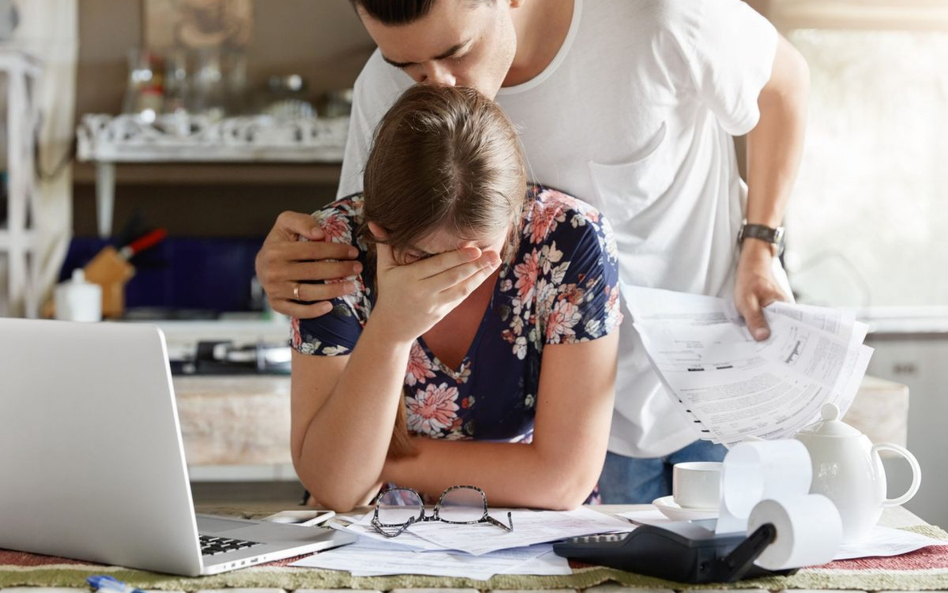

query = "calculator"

[{"left": 553, "top": 521, "right": 794, "bottom": 583}]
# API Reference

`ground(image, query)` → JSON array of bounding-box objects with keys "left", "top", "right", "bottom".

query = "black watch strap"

[{"left": 738, "top": 222, "right": 785, "bottom": 255}]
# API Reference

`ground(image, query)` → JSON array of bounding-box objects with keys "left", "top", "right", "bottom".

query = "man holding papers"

[
  {"left": 254, "top": 0, "right": 810, "bottom": 502},
  {"left": 626, "top": 285, "right": 873, "bottom": 447}
]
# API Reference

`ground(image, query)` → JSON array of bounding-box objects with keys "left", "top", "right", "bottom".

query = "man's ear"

[{"left": 367, "top": 221, "right": 388, "bottom": 241}]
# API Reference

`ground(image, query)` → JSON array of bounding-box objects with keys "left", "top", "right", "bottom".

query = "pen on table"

[{"left": 87, "top": 575, "right": 146, "bottom": 593}]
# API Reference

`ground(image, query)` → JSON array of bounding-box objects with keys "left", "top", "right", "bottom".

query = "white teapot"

[{"left": 795, "top": 402, "right": 921, "bottom": 542}]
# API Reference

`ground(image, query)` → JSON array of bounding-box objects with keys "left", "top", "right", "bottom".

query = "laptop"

[{"left": 0, "top": 318, "right": 355, "bottom": 576}]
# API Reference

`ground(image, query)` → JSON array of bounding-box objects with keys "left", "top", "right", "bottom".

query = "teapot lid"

[{"left": 798, "top": 403, "right": 862, "bottom": 438}]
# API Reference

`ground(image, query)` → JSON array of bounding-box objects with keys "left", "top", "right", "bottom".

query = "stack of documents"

[
  {"left": 291, "top": 538, "right": 568, "bottom": 579},
  {"left": 291, "top": 507, "right": 632, "bottom": 578},
  {"left": 625, "top": 285, "right": 874, "bottom": 447}
]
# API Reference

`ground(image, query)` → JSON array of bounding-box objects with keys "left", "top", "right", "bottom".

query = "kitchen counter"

[
  {"left": 174, "top": 375, "right": 294, "bottom": 480},
  {"left": 174, "top": 374, "right": 910, "bottom": 483}
]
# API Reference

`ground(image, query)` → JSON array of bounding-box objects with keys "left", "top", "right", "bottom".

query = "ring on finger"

[{"left": 293, "top": 282, "right": 301, "bottom": 300}]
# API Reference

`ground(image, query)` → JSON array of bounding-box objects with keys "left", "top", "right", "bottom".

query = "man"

[{"left": 255, "top": 0, "right": 809, "bottom": 503}]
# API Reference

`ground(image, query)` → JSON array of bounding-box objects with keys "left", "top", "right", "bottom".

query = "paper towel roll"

[
  {"left": 717, "top": 439, "right": 813, "bottom": 534},
  {"left": 748, "top": 494, "right": 842, "bottom": 570}
]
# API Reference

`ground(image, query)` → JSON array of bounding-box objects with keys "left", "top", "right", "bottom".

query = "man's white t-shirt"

[{"left": 336, "top": 0, "right": 783, "bottom": 458}]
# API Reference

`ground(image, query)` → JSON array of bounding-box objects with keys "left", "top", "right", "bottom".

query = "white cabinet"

[{"left": 865, "top": 329, "right": 948, "bottom": 527}]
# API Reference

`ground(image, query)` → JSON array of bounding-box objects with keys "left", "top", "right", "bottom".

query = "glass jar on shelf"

[
  {"left": 261, "top": 74, "right": 316, "bottom": 119},
  {"left": 122, "top": 48, "right": 164, "bottom": 123}
]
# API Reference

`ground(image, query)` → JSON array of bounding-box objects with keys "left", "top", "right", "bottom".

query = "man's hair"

[{"left": 352, "top": 0, "right": 491, "bottom": 25}]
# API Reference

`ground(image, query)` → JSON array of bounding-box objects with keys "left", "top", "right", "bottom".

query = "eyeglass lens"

[
  {"left": 376, "top": 488, "right": 424, "bottom": 525},
  {"left": 438, "top": 486, "right": 487, "bottom": 523}
]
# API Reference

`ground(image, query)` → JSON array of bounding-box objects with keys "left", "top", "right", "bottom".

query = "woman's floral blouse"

[{"left": 292, "top": 185, "right": 621, "bottom": 446}]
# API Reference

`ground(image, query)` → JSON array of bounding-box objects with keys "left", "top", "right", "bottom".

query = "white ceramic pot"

[{"left": 795, "top": 403, "right": 921, "bottom": 542}]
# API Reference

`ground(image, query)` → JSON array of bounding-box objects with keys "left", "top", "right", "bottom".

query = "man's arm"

[
  {"left": 254, "top": 214, "right": 361, "bottom": 319},
  {"left": 736, "top": 34, "right": 810, "bottom": 340},
  {"left": 254, "top": 75, "right": 377, "bottom": 318},
  {"left": 255, "top": 51, "right": 409, "bottom": 318}
]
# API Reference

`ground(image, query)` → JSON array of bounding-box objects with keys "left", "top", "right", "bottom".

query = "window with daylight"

[{"left": 783, "top": 26, "right": 948, "bottom": 308}]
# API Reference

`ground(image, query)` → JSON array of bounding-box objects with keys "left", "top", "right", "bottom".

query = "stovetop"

[
  {"left": 122, "top": 317, "right": 294, "bottom": 376},
  {"left": 170, "top": 339, "right": 291, "bottom": 375}
]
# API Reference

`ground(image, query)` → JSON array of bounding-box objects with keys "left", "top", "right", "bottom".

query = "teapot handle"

[{"left": 872, "top": 443, "right": 922, "bottom": 507}]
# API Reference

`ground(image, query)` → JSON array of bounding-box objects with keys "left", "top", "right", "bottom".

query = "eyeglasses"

[{"left": 371, "top": 485, "right": 514, "bottom": 538}]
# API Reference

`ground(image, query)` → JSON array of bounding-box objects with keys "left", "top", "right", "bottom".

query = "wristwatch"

[{"left": 737, "top": 221, "right": 785, "bottom": 256}]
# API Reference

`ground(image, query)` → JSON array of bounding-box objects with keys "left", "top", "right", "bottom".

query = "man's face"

[{"left": 358, "top": 0, "right": 518, "bottom": 99}]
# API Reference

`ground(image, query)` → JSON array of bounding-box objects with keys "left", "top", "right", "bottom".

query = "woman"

[{"left": 291, "top": 85, "right": 621, "bottom": 512}]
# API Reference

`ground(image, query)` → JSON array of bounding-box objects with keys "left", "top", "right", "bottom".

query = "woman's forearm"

[
  {"left": 297, "top": 317, "right": 413, "bottom": 510},
  {"left": 382, "top": 438, "right": 603, "bottom": 510},
  {"left": 382, "top": 336, "right": 619, "bottom": 510}
]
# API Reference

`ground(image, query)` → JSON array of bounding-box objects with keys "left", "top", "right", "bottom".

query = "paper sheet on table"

[
  {"left": 623, "top": 284, "right": 873, "bottom": 446},
  {"left": 329, "top": 516, "right": 447, "bottom": 551},
  {"left": 617, "top": 508, "right": 675, "bottom": 526},
  {"left": 290, "top": 537, "right": 572, "bottom": 578},
  {"left": 401, "top": 507, "right": 632, "bottom": 556},
  {"left": 834, "top": 526, "right": 948, "bottom": 560},
  {"left": 340, "top": 506, "right": 632, "bottom": 556}
]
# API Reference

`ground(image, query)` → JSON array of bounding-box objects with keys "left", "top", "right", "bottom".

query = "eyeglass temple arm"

[{"left": 486, "top": 511, "right": 514, "bottom": 532}]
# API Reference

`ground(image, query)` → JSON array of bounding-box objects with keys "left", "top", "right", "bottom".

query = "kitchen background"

[
  {"left": 71, "top": 0, "right": 373, "bottom": 238},
  {"left": 0, "top": 0, "right": 946, "bottom": 524}
]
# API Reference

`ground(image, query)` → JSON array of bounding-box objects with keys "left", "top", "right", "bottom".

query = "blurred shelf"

[
  {"left": 72, "top": 161, "right": 342, "bottom": 186},
  {"left": 76, "top": 114, "right": 349, "bottom": 235},
  {"left": 77, "top": 113, "right": 349, "bottom": 163}
]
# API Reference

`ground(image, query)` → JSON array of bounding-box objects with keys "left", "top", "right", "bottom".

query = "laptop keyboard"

[{"left": 199, "top": 534, "right": 263, "bottom": 556}]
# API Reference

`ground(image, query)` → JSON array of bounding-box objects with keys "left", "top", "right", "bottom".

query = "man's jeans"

[{"left": 598, "top": 440, "right": 728, "bottom": 504}]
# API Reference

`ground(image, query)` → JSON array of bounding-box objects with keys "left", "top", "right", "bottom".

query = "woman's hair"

[
  {"left": 362, "top": 84, "right": 527, "bottom": 459},
  {"left": 363, "top": 84, "right": 526, "bottom": 254}
]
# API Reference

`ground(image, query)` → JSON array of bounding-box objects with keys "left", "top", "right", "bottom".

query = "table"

[{"left": 3, "top": 505, "right": 935, "bottom": 593}]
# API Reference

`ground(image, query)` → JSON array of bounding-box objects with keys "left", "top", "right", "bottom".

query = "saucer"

[{"left": 652, "top": 495, "right": 719, "bottom": 521}]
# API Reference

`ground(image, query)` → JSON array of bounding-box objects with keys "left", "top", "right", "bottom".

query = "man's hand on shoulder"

[
  {"left": 734, "top": 239, "right": 788, "bottom": 341},
  {"left": 255, "top": 211, "right": 361, "bottom": 319}
]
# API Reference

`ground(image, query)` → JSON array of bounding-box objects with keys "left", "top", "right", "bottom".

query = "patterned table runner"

[{"left": 2, "top": 525, "right": 948, "bottom": 591}]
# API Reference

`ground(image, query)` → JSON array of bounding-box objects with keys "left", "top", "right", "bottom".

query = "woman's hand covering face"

[{"left": 368, "top": 222, "right": 502, "bottom": 343}]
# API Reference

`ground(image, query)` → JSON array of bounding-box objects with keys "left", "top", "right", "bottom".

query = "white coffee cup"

[{"left": 672, "top": 461, "right": 723, "bottom": 510}]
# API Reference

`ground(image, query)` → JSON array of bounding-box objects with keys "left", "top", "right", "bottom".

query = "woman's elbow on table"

[
  {"left": 299, "top": 475, "right": 378, "bottom": 513},
  {"left": 534, "top": 489, "right": 592, "bottom": 511},
  {"left": 525, "top": 452, "right": 605, "bottom": 510},
  {"left": 293, "top": 457, "right": 377, "bottom": 513},
  {"left": 305, "top": 491, "right": 361, "bottom": 514}
]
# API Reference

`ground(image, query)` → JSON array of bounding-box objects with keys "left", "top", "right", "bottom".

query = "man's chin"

[{"left": 477, "top": 82, "right": 504, "bottom": 101}]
